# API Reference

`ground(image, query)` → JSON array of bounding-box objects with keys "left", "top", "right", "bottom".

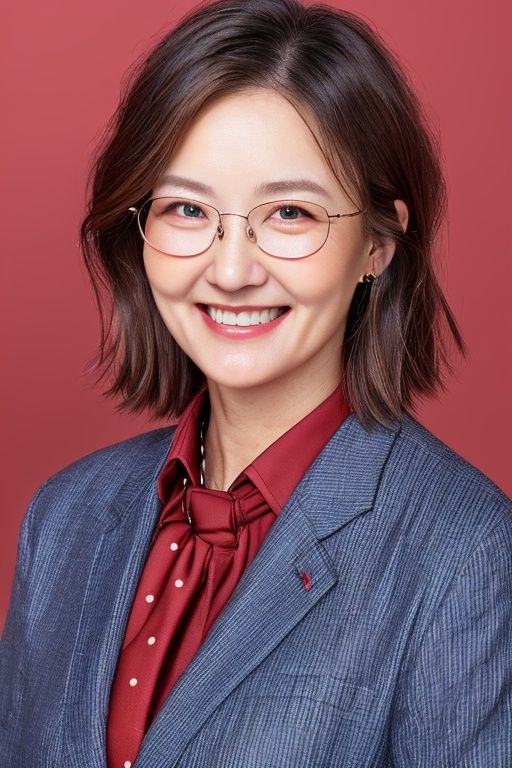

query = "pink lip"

[{"left": 197, "top": 304, "right": 291, "bottom": 338}]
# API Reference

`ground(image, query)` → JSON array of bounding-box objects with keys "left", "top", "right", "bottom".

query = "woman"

[{"left": 1, "top": 0, "right": 510, "bottom": 765}]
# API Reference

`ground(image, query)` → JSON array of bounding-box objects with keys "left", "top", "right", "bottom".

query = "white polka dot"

[
  {"left": 124, "top": 762, "right": 132, "bottom": 768},
  {"left": 129, "top": 678, "right": 138, "bottom": 687},
  {"left": 175, "top": 579, "right": 184, "bottom": 588},
  {"left": 145, "top": 594, "right": 154, "bottom": 603},
  {"left": 147, "top": 636, "right": 156, "bottom": 646},
  {"left": 170, "top": 542, "right": 178, "bottom": 551}
]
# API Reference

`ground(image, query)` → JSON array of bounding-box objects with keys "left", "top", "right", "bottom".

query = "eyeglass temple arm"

[{"left": 328, "top": 208, "right": 366, "bottom": 219}]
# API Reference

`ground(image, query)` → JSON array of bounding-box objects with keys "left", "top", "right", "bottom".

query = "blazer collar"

[
  {"left": 106, "top": 411, "right": 402, "bottom": 538},
  {"left": 298, "top": 412, "right": 402, "bottom": 539}
]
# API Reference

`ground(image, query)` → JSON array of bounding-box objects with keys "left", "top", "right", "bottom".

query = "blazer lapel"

[
  {"left": 136, "top": 413, "right": 402, "bottom": 768},
  {"left": 60, "top": 429, "right": 173, "bottom": 768}
]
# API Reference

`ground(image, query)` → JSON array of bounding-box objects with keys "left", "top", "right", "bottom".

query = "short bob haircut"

[{"left": 80, "top": 0, "right": 466, "bottom": 430}]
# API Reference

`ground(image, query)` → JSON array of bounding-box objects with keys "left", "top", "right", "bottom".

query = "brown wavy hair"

[{"left": 79, "top": 0, "right": 466, "bottom": 430}]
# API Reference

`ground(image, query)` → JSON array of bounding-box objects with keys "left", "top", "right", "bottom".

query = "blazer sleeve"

[
  {"left": 0, "top": 481, "right": 48, "bottom": 761},
  {"left": 390, "top": 515, "right": 512, "bottom": 767}
]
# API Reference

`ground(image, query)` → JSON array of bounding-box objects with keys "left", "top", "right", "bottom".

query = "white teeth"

[
  {"left": 206, "top": 306, "right": 287, "bottom": 326},
  {"left": 220, "top": 310, "right": 237, "bottom": 325}
]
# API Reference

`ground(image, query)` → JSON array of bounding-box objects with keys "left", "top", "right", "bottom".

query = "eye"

[
  {"left": 274, "top": 204, "right": 311, "bottom": 220},
  {"left": 263, "top": 202, "right": 319, "bottom": 228},
  {"left": 163, "top": 200, "right": 206, "bottom": 218}
]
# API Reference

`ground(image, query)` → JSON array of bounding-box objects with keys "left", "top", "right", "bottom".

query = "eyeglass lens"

[{"left": 138, "top": 197, "right": 330, "bottom": 258}]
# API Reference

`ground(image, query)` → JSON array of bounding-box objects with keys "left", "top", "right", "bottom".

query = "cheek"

[
  {"left": 143, "top": 249, "right": 197, "bottom": 302},
  {"left": 291, "top": 240, "right": 364, "bottom": 308}
]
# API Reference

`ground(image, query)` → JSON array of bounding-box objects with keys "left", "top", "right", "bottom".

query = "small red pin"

[{"left": 299, "top": 571, "right": 312, "bottom": 591}]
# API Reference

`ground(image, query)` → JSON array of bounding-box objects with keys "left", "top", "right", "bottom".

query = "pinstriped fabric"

[
  {"left": 390, "top": 521, "right": 512, "bottom": 767},
  {"left": 1, "top": 412, "right": 511, "bottom": 767}
]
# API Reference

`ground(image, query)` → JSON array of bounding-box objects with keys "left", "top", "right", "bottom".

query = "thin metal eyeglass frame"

[{"left": 127, "top": 196, "right": 365, "bottom": 259}]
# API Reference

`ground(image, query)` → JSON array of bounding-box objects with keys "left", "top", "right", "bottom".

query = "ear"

[{"left": 360, "top": 199, "right": 409, "bottom": 280}]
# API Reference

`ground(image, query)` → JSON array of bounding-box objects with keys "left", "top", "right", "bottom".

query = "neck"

[{"left": 202, "top": 368, "right": 342, "bottom": 492}]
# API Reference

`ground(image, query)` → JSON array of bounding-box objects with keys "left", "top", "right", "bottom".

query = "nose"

[{"left": 205, "top": 213, "right": 267, "bottom": 292}]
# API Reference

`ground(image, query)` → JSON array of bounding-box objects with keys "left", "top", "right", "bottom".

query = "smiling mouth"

[{"left": 198, "top": 304, "right": 291, "bottom": 327}]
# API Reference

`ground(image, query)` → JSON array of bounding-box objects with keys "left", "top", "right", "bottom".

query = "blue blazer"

[{"left": 1, "top": 411, "right": 511, "bottom": 767}]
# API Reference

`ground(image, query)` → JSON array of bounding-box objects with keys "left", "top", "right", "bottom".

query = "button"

[
  {"left": 175, "top": 579, "right": 184, "bottom": 588},
  {"left": 129, "top": 678, "right": 138, "bottom": 687},
  {"left": 147, "top": 636, "right": 156, "bottom": 646},
  {"left": 145, "top": 594, "right": 155, "bottom": 603},
  {"left": 124, "top": 762, "right": 132, "bottom": 768},
  {"left": 170, "top": 542, "right": 178, "bottom": 551}
]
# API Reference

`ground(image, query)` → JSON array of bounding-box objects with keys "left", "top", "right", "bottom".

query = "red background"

[{"left": 1, "top": 0, "right": 511, "bottom": 631}]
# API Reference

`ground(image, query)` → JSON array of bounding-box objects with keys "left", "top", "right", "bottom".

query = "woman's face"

[{"left": 143, "top": 88, "right": 384, "bottom": 394}]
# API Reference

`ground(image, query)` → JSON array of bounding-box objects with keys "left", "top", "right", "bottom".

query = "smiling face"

[{"left": 143, "top": 88, "right": 382, "bottom": 398}]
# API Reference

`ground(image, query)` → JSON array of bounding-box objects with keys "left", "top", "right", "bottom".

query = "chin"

[{"left": 202, "top": 364, "right": 287, "bottom": 391}]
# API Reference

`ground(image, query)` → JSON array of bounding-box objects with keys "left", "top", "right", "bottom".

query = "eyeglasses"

[{"left": 128, "top": 196, "right": 364, "bottom": 259}]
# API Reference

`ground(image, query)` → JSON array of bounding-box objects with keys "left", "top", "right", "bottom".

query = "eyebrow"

[{"left": 155, "top": 173, "right": 334, "bottom": 200}]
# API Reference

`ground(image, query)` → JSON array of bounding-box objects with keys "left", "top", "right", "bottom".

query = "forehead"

[{"left": 155, "top": 88, "right": 345, "bottom": 206}]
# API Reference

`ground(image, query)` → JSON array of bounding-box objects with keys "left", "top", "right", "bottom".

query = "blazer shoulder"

[
  {"left": 390, "top": 412, "right": 511, "bottom": 529},
  {"left": 31, "top": 425, "right": 177, "bottom": 510}
]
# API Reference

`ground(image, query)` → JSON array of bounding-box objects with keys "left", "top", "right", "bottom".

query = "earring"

[{"left": 361, "top": 271, "right": 377, "bottom": 284}]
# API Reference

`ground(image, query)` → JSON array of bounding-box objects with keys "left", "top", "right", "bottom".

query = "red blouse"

[{"left": 106, "top": 381, "right": 351, "bottom": 768}]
